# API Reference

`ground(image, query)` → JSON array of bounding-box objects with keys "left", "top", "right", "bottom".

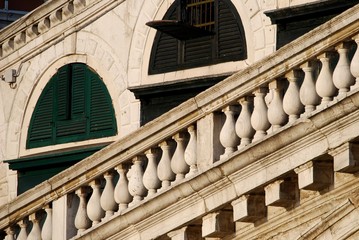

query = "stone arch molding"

[
  {"left": 128, "top": 0, "right": 263, "bottom": 87},
  {"left": 7, "top": 31, "right": 127, "bottom": 158}
]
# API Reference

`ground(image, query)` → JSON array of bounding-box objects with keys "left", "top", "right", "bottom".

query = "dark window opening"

[
  {"left": 147, "top": 0, "right": 247, "bottom": 74},
  {"left": 265, "top": 0, "right": 359, "bottom": 49}
]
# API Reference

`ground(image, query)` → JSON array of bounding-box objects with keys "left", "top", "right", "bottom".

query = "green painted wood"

[
  {"left": 27, "top": 63, "right": 117, "bottom": 148},
  {"left": 6, "top": 145, "right": 106, "bottom": 194}
]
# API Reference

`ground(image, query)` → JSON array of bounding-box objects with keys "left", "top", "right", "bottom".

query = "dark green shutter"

[
  {"left": 27, "top": 84, "right": 54, "bottom": 147},
  {"left": 27, "top": 63, "right": 117, "bottom": 149},
  {"left": 56, "top": 65, "right": 70, "bottom": 120},
  {"left": 89, "top": 71, "right": 116, "bottom": 136}
]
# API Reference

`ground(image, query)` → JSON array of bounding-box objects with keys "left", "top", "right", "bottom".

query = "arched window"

[
  {"left": 148, "top": 0, "right": 247, "bottom": 74},
  {"left": 6, "top": 63, "right": 117, "bottom": 194},
  {"left": 27, "top": 63, "right": 117, "bottom": 148}
]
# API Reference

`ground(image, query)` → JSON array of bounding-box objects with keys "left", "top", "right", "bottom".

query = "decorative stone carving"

[
  {"left": 184, "top": 125, "right": 198, "bottom": 176},
  {"left": 268, "top": 80, "right": 287, "bottom": 130},
  {"left": 27, "top": 212, "right": 41, "bottom": 240},
  {"left": 41, "top": 205, "right": 52, "bottom": 240},
  {"left": 283, "top": 70, "right": 304, "bottom": 123},
  {"left": 158, "top": 140, "right": 175, "bottom": 189},
  {"left": 114, "top": 164, "right": 133, "bottom": 213},
  {"left": 75, "top": 187, "right": 91, "bottom": 233},
  {"left": 333, "top": 42, "right": 355, "bottom": 97},
  {"left": 220, "top": 105, "right": 240, "bottom": 159},
  {"left": 100, "top": 172, "right": 117, "bottom": 219},
  {"left": 87, "top": 179, "right": 105, "bottom": 225},
  {"left": 128, "top": 156, "right": 147, "bottom": 205},
  {"left": 251, "top": 87, "right": 270, "bottom": 141},
  {"left": 171, "top": 133, "right": 189, "bottom": 182},
  {"left": 300, "top": 61, "right": 321, "bottom": 114},
  {"left": 236, "top": 96, "right": 255, "bottom": 148},
  {"left": 316, "top": 52, "right": 337, "bottom": 106},
  {"left": 143, "top": 148, "right": 161, "bottom": 196}
]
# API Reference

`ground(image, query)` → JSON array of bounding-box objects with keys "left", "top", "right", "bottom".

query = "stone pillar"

[
  {"left": 53, "top": 193, "right": 78, "bottom": 240},
  {"left": 197, "top": 112, "right": 224, "bottom": 171}
]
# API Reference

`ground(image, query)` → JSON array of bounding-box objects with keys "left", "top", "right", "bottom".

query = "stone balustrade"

[{"left": 2, "top": 3, "right": 359, "bottom": 240}]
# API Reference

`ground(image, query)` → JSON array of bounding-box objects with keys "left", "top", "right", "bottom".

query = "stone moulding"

[{"left": 0, "top": 0, "right": 125, "bottom": 70}]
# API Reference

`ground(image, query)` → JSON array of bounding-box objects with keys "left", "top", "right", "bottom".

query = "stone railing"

[{"left": 2, "top": 3, "right": 359, "bottom": 240}]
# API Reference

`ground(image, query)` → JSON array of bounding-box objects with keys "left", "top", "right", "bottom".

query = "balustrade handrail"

[{"left": 1, "top": 2, "right": 359, "bottom": 234}]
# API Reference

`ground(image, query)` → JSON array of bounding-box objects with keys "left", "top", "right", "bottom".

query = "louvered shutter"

[
  {"left": 27, "top": 82, "right": 54, "bottom": 148},
  {"left": 149, "top": 5, "right": 178, "bottom": 74},
  {"left": 149, "top": 0, "right": 247, "bottom": 74},
  {"left": 56, "top": 65, "right": 70, "bottom": 120},
  {"left": 27, "top": 63, "right": 117, "bottom": 148},
  {"left": 89, "top": 71, "right": 116, "bottom": 137},
  {"left": 56, "top": 64, "right": 86, "bottom": 139},
  {"left": 217, "top": 0, "right": 246, "bottom": 60},
  {"left": 184, "top": 35, "right": 213, "bottom": 63}
]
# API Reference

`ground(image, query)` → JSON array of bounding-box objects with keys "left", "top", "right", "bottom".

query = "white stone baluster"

[
  {"left": 17, "top": 220, "right": 28, "bottom": 240},
  {"left": 184, "top": 125, "right": 198, "bottom": 177},
  {"left": 158, "top": 140, "right": 175, "bottom": 189},
  {"left": 220, "top": 106, "right": 240, "bottom": 160},
  {"left": 5, "top": 227, "right": 14, "bottom": 240},
  {"left": 41, "top": 205, "right": 52, "bottom": 240},
  {"left": 268, "top": 80, "right": 287, "bottom": 131},
  {"left": 300, "top": 61, "right": 321, "bottom": 114},
  {"left": 283, "top": 70, "right": 304, "bottom": 123},
  {"left": 27, "top": 212, "right": 41, "bottom": 240},
  {"left": 171, "top": 133, "right": 189, "bottom": 182},
  {"left": 87, "top": 179, "right": 105, "bottom": 226},
  {"left": 114, "top": 164, "right": 133, "bottom": 213},
  {"left": 128, "top": 156, "right": 147, "bottom": 205},
  {"left": 75, "top": 187, "right": 91, "bottom": 233},
  {"left": 251, "top": 87, "right": 270, "bottom": 141},
  {"left": 100, "top": 172, "right": 117, "bottom": 219},
  {"left": 316, "top": 52, "right": 337, "bottom": 106},
  {"left": 350, "top": 35, "right": 359, "bottom": 89},
  {"left": 236, "top": 96, "right": 255, "bottom": 149},
  {"left": 333, "top": 42, "right": 355, "bottom": 98},
  {"left": 143, "top": 148, "right": 161, "bottom": 197}
]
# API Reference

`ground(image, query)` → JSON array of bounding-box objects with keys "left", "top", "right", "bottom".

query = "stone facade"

[
  {"left": 0, "top": 0, "right": 359, "bottom": 239},
  {"left": 0, "top": 0, "right": 282, "bottom": 206}
]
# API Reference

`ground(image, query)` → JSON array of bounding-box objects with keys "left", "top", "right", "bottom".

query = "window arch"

[
  {"left": 27, "top": 63, "right": 117, "bottom": 148},
  {"left": 148, "top": 0, "right": 247, "bottom": 74}
]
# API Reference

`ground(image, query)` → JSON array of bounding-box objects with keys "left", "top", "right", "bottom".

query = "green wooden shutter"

[
  {"left": 56, "top": 65, "right": 70, "bottom": 121},
  {"left": 56, "top": 64, "right": 87, "bottom": 140},
  {"left": 27, "top": 82, "right": 54, "bottom": 148},
  {"left": 27, "top": 63, "right": 117, "bottom": 149},
  {"left": 89, "top": 70, "right": 117, "bottom": 137}
]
